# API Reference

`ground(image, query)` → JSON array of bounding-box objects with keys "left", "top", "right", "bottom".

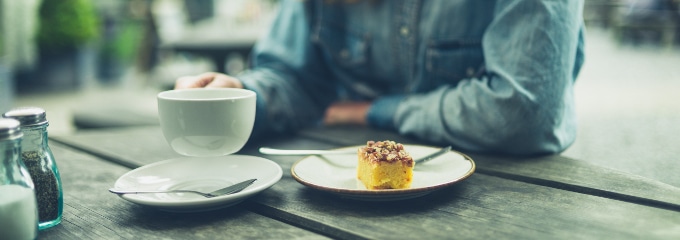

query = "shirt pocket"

[
  {"left": 425, "top": 39, "right": 484, "bottom": 88},
  {"left": 313, "top": 25, "right": 370, "bottom": 71}
]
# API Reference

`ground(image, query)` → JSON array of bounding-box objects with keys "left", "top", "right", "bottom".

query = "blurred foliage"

[
  {"left": 0, "top": 2, "right": 4, "bottom": 57},
  {"left": 100, "top": 20, "right": 142, "bottom": 61},
  {"left": 36, "top": 0, "right": 100, "bottom": 54}
]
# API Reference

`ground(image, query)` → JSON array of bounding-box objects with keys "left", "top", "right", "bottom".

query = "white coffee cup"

[{"left": 157, "top": 88, "right": 256, "bottom": 157}]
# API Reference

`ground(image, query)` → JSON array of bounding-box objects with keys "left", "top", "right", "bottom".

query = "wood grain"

[
  {"left": 50, "top": 126, "right": 680, "bottom": 239},
  {"left": 297, "top": 125, "right": 680, "bottom": 210},
  {"left": 40, "top": 141, "right": 327, "bottom": 240}
]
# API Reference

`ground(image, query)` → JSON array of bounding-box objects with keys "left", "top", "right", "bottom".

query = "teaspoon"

[
  {"left": 109, "top": 178, "right": 257, "bottom": 198},
  {"left": 259, "top": 146, "right": 451, "bottom": 164}
]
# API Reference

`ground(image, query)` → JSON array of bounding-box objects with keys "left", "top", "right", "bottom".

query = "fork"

[{"left": 259, "top": 146, "right": 452, "bottom": 164}]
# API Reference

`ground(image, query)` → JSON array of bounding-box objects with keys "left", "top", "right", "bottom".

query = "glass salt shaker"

[
  {"left": 3, "top": 107, "right": 63, "bottom": 230},
  {"left": 0, "top": 118, "right": 39, "bottom": 240}
]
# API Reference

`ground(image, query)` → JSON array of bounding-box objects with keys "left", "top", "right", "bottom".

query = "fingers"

[
  {"left": 175, "top": 72, "right": 217, "bottom": 89},
  {"left": 174, "top": 72, "right": 243, "bottom": 89},
  {"left": 323, "top": 102, "right": 371, "bottom": 126},
  {"left": 205, "top": 74, "right": 244, "bottom": 89}
]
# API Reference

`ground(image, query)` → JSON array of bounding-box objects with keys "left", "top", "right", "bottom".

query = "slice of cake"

[{"left": 357, "top": 140, "right": 414, "bottom": 189}]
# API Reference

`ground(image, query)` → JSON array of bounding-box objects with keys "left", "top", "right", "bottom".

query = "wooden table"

[{"left": 41, "top": 125, "right": 680, "bottom": 239}]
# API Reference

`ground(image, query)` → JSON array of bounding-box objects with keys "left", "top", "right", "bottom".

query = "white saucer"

[
  {"left": 113, "top": 155, "right": 282, "bottom": 212},
  {"left": 291, "top": 145, "right": 475, "bottom": 201}
]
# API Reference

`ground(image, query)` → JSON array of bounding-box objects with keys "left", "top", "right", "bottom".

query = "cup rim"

[{"left": 158, "top": 88, "right": 256, "bottom": 101}]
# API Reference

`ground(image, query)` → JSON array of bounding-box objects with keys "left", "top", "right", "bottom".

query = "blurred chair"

[
  {"left": 184, "top": 0, "right": 214, "bottom": 24},
  {"left": 153, "top": 0, "right": 275, "bottom": 84},
  {"left": 612, "top": 0, "right": 680, "bottom": 47},
  {"left": 584, "top": 0, "right": 628, "bottom": 28}
]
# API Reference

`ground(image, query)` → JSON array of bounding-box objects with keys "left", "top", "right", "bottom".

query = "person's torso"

[{"left": 310, "top": 0, "right": 495, "bottom": 99}]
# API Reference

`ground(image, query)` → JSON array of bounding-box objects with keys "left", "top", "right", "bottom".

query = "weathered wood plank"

[
  {"left": 247, "top": 172, "right": 680, "bottom": 239},
  {"left": 39, "top": 142, "right": 328, "bottom": 240},
  {"left": 51, "top": 127, "right": 180, "bottom": 168},
  {"left": 296, "top": 125, "right": 680, "bottom": 210},
  {"left": 50, "top": 127, "right": 331, "bottom": 172},
  {"left": 465, "top": 153, "right": 680, "bottom": 211},
  {"left": 50, "top": 126, "right": 680, "bottom": 239}
]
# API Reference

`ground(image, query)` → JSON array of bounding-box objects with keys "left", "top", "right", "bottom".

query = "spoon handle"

[
  {"left": 109, "top": 178, "right": 258, "bottom": 198},
  {"left": 260, "top": 146, "right": 451, "bottom": 164},
  {"left": 414, "top": 146, "right": 451, "bottom": 164},
  {"left": 108, "top": 189, "right": 210, "bottom": 197},
  {"left": 259, "top": 147, "right": 356, "bottom": 155}
]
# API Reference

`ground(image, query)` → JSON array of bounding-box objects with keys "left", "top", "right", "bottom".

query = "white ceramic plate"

[
  {"left": 291, "top": 145, "right": 475, "bottom": 201},
  {"left": 113, "top": 155, "right": 282, "bottom": 212}
]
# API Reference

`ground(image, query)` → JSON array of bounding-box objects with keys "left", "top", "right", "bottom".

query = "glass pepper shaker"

[
  {"left": 0, "top": 118, "right": 39, "bottom": 240},
  {"left": 3, "top": 107, "right": 63, "bottom": 230}
]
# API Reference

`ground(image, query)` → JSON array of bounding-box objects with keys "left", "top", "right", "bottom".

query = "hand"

[
  {"left": 323, "top": 101, "right": 371, "bottom": 126},
  {"left": 175, "top": 72, "right": 244, "bottom": 89}
]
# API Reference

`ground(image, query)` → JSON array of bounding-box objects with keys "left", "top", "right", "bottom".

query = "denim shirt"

[{"left": 238, "top": 0, "right": 585, "bottom": 155}]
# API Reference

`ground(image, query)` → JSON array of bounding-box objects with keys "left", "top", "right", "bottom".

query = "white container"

[
  {"left": 0, "top": 185, "right": 38, "bottom": 240},
  {"left": 0, "top": 118, "right": 38, "bottom": 240}
]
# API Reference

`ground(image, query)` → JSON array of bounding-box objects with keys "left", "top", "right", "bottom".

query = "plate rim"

[
  {"left": 114, "top": 155, "right": 282, "bottom": 210},
  {"left": 290, "top": 144, "right": 476, "bottom": 197}
]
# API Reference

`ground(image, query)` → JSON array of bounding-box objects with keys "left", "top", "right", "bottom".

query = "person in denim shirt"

[{"left": 175, "top": 0, "right": 585, "bottom": 155}]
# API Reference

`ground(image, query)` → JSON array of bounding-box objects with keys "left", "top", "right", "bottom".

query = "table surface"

[{"left": 41, "top": 125, "right": 680, "bottom": 239}]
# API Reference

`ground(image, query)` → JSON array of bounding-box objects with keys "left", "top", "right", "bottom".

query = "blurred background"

[{"left": 1, "top": 0, "right": 679, "bottom": 187}]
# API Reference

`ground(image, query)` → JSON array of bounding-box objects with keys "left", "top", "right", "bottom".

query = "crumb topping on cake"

[{"left": 359, "top": 140, "right": 413, "bottom": 165}]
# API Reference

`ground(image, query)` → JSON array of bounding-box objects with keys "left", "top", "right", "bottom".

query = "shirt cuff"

[{"left": 367, "top": 95, "right": 404, "bottom": 131}]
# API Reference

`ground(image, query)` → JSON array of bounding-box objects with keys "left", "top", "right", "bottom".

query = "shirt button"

[
  {"left": 400, "top": 27, "right": 409, "bottom": 36},
  {"left": 339, "top": 49, "right": 350, "bottom": 59},
  {"left": 466, "top": 67, "right": 475, "bottom": 77}
]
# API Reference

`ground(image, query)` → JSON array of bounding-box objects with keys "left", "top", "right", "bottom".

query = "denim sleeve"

[
  {"left": 394, "top": 1, "right": 585, "bottom": 155},
  {"left": 366, "top": 95, "right": 405, "bottom": 131},
  {"left": 237, "top": 0, "right": 337, "bottom": 136}
]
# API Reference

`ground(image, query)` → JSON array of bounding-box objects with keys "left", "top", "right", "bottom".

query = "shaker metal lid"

[
  {"left": 0, "top": 118, "right": 23, "bottom": 140},
  {"left": 2, "top": 107, "right": 48, "bottom": 126}
]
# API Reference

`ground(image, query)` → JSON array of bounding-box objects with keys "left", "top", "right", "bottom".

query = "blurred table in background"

[
  {"left": 152, "top": 0, "right": 275, "bottom": 74},
  {"left": 595, "top": 0, "right": 680, "bottom": 47},
  {"left": 157, "top": 22, "right": 262, "bottom": 74},
  {"left": 584, "top": 0, "right": 627, "bottom": 28}
]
